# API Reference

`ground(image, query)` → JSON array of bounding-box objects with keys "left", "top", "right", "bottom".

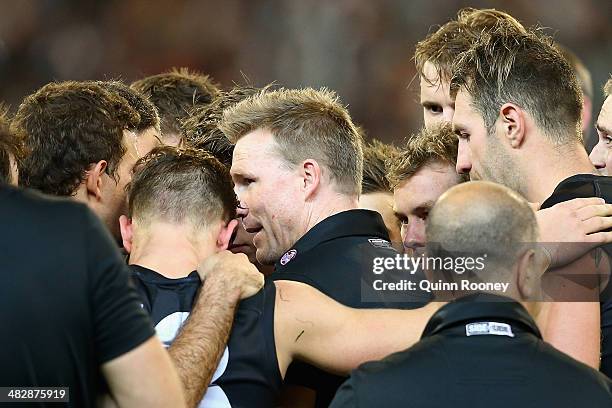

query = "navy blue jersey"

[
  {"left": 130, "top": 265, "right": 282, "bottom": 407},
  {"left": 540, "top": 174, "right": 612, "bottom": 377}
]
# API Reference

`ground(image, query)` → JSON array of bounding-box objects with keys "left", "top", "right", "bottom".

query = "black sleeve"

[
  {"left": 329, "top": 375, "right": 359, "bottom": 408},
  {"left": 84, "top": 208, "right": 155, "bottom": 364}
]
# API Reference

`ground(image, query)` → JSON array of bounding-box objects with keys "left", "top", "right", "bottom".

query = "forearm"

[
  {"left": 168, "top": 279, "right": 241, "bottom": 408},
  {"left": 538, "top": 301, "right": 600, "bottom": 369},
  {"left": 295, "top": 302, "right": 441, "bottom": 376},
  {"left": 537, "top": 255, "right": 604, "bottom": 369}
]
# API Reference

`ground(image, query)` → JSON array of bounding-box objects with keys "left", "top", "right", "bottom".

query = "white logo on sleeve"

[{"left": 465, "top": 322, "right": 515, "bottom": 338}]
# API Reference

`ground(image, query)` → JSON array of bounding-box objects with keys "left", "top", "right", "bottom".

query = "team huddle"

[{"left": 1, "top": 7, "right": 612, "bottom": 408}]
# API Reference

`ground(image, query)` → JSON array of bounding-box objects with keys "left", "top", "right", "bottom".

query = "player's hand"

[
  {"left": 197, "top": 251, "right": 264, "bottom": 300},
  {"left": 535, "top": 197, "right": 612, "bottom": 267}
]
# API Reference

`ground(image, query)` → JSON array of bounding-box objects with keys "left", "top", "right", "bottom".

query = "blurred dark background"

[{"left": 0, "top": 0, "right": 610, "bottom": 147}]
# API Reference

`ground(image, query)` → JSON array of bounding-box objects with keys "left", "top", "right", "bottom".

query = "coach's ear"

[
  {"left": 119, "top": 215, "right": 133, "bottom": 253},
  {"left": 217, "top": 219, "right": 239, "bottom": 250},
  {"left": 85, "top": 160, "right": 107, "bottom": 201},
  {"left": 300, "top": 159, "right": 322, "bottom": 200},
  {"left": 499, "top": 103, "right": 525, "bottom": 149}
]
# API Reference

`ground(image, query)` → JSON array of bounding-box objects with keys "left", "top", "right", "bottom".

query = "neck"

[
  {"left": 519, "top": 142, "right": 595, "bottom": 203},
  {"left": 303, "top": 192, "right": 359, "bottom": 233},
  {"left": 73, "top": 184, "right": 120, "bottom": 240},
  {"left": 129, "top": 223, "right": 216, "bottom": 279},
  {"left": 520, "top": 300, "right": 541, "bottom": 320}
]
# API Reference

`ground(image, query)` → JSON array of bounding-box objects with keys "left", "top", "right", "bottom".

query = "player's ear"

[
  {"left": 119, "top": 215, "right": 134, "bottom": 253},
  {"left": 85, "top": 160, "right": 107, "bottom": 201},
  {"left": 300, "top": 159, "right": 321, "bottom": 200},
  {"left": 217, "top": 219, "right": 238, "bottom": 250},
  {"left": 499, "top": 103, "right": 525, "bottom": 149}
]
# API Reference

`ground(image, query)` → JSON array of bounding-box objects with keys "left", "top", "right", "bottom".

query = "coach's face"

[
  {"left": 590, "top": 95, "right": 612, "bottom": 175},
  {"left": 231, "top": 129, "right": 303, "bottom": 265},
  {"left": 453, "top": 89, "right": 520, "bottom": 190}
]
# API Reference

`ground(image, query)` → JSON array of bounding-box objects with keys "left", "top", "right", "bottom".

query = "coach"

[
  {"left": 220, "top": 87, "right": 430, "bottom": 406},
  {"left": 330, "top": 181, "right": 612, "bottom": 408}
]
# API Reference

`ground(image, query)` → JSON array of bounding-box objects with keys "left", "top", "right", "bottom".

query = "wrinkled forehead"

[
  {"left": 598, "top": 96, "right": 612, "bottom": 132},
  {"left": 230, "top": 129, "right": 278, "bottom": 175}
]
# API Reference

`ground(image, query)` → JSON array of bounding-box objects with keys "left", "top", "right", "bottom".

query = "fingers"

[
  {"left": 576, "top": 203, "right": 612, "bottom": 221},
  {"left": 585, "top": 231, "right": 612, "bottom": 245},
  {"left": 196, "top": 250, "right": 263, "bottom": 300},
  {"left": 560, "top": 197, "right": 605, "bottom": 210},
  {"left": 581, "top": 215, "right": 612, "bottom": 236}
]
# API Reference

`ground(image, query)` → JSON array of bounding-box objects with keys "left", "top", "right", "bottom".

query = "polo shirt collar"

[
  {"left": 422, "top": 293, "right": 541, "bottom": 339},
  {"left": 274, "top": 209, "right": 390, "bottom": 270}
]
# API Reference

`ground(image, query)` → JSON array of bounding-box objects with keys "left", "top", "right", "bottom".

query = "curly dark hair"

[
  {"left": 131, "top": 67, "right": 219, "bottom": 141},
  {"left": 362, "top": 138, "right": 399, "bottom": 194},
  {"left": 0, "top": 106, "right": 25, "bottom": 184},
  {"left": 13, "top": 81, "right": 139, "bottom": 196},
  {"left": 95, "top": 80, "right": 160, "bottom": 132},
  {"left": 128, "top": 145, "right": 237, "bottom": 226},
  {"left": 181, "top": 84, "right": 265, "bottom": 167}
]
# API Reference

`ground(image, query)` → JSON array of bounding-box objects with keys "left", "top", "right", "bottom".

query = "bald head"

[{"left": 427, "top": 181, "right": 538, "bottom": 291}]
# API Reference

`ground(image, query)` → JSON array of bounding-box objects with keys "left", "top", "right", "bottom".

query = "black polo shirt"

[
  {"left": 0, "top": 185, "right": 155, "bottom": 407},
  {"left": 271, "top": 209, "right": 429, "bottom": 407},
  {"left": 330, "top": 293, "right": 612, "bottom": 408},
  {"left": 540, "top": 174, "right": 612, "bottom": 377},
  {"left": 271, "top": 209, "right": 429, "bottom": 307}
]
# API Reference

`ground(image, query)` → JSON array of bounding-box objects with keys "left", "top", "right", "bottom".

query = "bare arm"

[
  {"left": 536, "top": 250, "right": 607, "bottom": 369},
  {"left": 274, "top": 280, "right": 441, "bottom": 377},
  {"left": 102, "top": 336, "right": 186, "bottom": 408},
  {"left": 168, "top": 251, "right": 264, "bottom": 408}
]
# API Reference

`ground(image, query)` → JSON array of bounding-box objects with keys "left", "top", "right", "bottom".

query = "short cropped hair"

[
  {"left": 131, "top": 68, "right": 219, "bottom": 139},
  {"left": 387, "top": 123, "right": 462, "bottom": 189},
  {"left": 604, "top": 77, "right": 612, "bottom": 98},
  {"left": 415, "top": 8, "right": 526, "bottom": 84},
  {"left": 450, "top": 27, "right": 583, "bottom": 144},
  {"left": 182, "top": 85, "right": 264, "bottom": 167},
  {"left": 128, "top": 146, "right": 237, "bottom": 229},
  {"left": 0, "top": 107, "right": 24, "bottom": 184},
  {"left": 96, "top": 80, "right": 160, "bottom": 132},
  {"left": 219, "top": 87, "right": 363, "bottom": 196},
  {"left": 362, "top": 139, "right": 398, "bottom": 194},
  {"left": 13, "top": 81, "right": 139, "bottom": 196},
  {"left": 557, "top": 44, "right": 593, "bottom": 100},
  {"left": 427, "top": 182, "right": 538, "bottom": 273}
]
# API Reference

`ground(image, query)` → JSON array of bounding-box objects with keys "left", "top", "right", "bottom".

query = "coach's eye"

[{"left": 605, "top": 135, "right": 612, "bottom": 145}]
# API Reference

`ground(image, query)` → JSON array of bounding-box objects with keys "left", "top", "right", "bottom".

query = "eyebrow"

[
  {"left": 394, "top": 201, "right": 436, "bottom": 218},
  {"left": 452, "top": 122, "right": 466, "bottom": 133},
  {"left": 415, "top": 202, "right": 435, "bottom": 211},
  {"left": 596, "top": 122, "right": 612, "bottom": 135}
]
